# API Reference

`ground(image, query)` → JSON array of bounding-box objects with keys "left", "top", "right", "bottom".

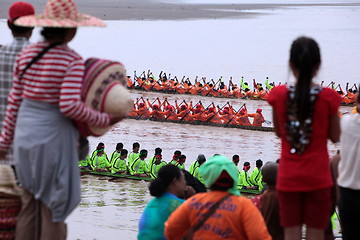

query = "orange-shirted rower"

[
  {"left": 248, "top": 108, "right": 265, "bottom": 127},
  {"left": 233, "top": 106, "right": 251, "bottom": 126}
]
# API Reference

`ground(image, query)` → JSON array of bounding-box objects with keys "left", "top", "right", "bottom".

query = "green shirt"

[
  {"left": 130, "top": 157, "right": 147, "bottom": 175},
  {"left": 169, "top": 159, "right": 177, "bottom": 165},
  {"left": 111, "top": 157, "right": 127, "bottom": 174},
  {"left": 175, "top": 162, "right": 185, "bottom": 170},
  {"left": 149, "top": 161, "right": 167, "bottom": 179},
  {"left": 189, "top": 161, "right": 200, "bottom": 176},
  {"left": 238, "top": 170, "right": 252, "bottom": 188},
  {"left": 250, "top": 167, "right": 262, "bottom": 186},
  {"left": 79, "top": 155, "right": 90, "bottom": 167},
  {"left": 110, "top": 150, "right": 121, "bottom": 165},
  {"left": 147, "top": 156, "right": 156, "bottom": 169},
  {"left": 128, "top": 152, "right": 140, "bottom": 168},
  {"left": 192, "top": 166, "right": 204, "bottom": 184},
  {"left": 91, "top": 155, "right": 111, "bottom": 170}
]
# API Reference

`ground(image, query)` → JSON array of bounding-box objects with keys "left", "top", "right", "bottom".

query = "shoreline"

[{"left": 0, "top": 1, "right": 359, "bottom": 20}]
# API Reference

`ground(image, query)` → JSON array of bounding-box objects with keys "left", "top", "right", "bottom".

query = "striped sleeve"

[
  {"left": 59, "top": 59, "right": 110, "bottom": 127},
  {"left": 0, "top": 57, "right": 24, "bottom": 150}
]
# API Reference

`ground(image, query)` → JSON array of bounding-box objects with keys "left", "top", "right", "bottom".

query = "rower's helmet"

[{"left": 197, "top": 154, "right": 206, "bottom": 164}]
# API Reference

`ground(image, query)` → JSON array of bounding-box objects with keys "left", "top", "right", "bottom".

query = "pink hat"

[
  {"left": 8, "top": 1, "right": 35, "bottom": 24},
  {"left": 14, "top": 0, "right": 105, "bottom": 28},
  {"left": 76, "top": 58, "right": 133, "bottom": 137}
]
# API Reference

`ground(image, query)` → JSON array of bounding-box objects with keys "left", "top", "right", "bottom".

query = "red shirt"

[{"left": 267, "top": 85, "right": 341, "bottom": 191}]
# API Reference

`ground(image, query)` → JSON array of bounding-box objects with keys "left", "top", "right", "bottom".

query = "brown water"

[{"left": 66, "top": 91, "right": 347, "bottom": 239}]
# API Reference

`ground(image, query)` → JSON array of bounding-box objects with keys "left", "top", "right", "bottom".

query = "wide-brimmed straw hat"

[
  {"left": 14, "top": 0, "right": 105, "bottom": 28},
  {"left": 0, "top": 165, "right": 21, "bottom": 196},
  {"left": 76, "top": 58, "right": 133, "bottom": 137}
]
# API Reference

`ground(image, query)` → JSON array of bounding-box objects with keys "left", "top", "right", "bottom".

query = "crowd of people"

[
  {"left": 126, "top": 70, "right": 358, "bottom": 105},
  {"left": 79, "top": 142, "right": 266, "bottom": 190},
  {"left": 128, "top": 97, "right": 266, "bottom": 127}
]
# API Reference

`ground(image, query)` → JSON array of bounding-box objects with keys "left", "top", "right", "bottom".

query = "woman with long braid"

[{"left": 268, "top": 37, "right": 341, "bottom": 240}]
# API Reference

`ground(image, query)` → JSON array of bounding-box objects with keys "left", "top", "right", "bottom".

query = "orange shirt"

[
  {"left": 165, "top": 191, "right": 271, "bottom": 240},
  {"left": 248, "top": 113, "right": 265, "bottom": 127}
]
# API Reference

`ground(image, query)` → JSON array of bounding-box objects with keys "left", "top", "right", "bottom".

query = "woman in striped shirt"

[{"left": 0, "top": 0, "right": 123, "bottom": 239}]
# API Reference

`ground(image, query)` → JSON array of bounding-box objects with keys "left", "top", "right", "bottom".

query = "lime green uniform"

[
  {"left": 169, "top": 159, "right": 177, "bottom": 165},
  {"left": 111, "top": 156, "right": 127, "bottom": 174},
  {"left": 91, "top": 155, "right": 111, "bottom": 170},
  {"left": 79, "top": 155, "right": 91, "bottom": 168},
  {"left": 128, "top": 152, "right": 140, "bottom": 168},
  {"left": 149, "top": 161, "right": 167, "bottom": 179},
  {"left": 250, "top": 167, "right": 263, "bottom": 187},
  {"left": 192, "top": 165, "right": 204, "bottom": 184},
  {"left": 147, "top": 156, "right": 156, "bottom": 169},
  {"left": 130, "top": 157, "right": 148, "bottom": 175},
  {"left": 189, "top": 161, "right": 200, "bottom": 176},
  {"left": 238, "top": 170, "right": 252, "bottom": 188},
  {"left": 175, "top": 162, "right": 185, "bottom": 170},
  {"left": 110, "top": 150, "right": 121, "bottom": 166}
]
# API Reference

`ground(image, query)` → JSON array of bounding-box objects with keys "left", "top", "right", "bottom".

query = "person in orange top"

[
  {"left": 256, "top": 87, "right": 269, "bottom": 100},
  {"left": 209, "top": 104, "right": 226, "bottom": 124},
  {"left": 164, "top": 155, "right": 271, "bottom": 240},
  {"left": 135, "top": 100, "right": 152, "bottom": 119},
  {"left": 248, "top": 108, "right": 265, "bottom": 127},
  {"left": 173, "top": 82, "right": 187, "bottom": 94},
  {"left": 234, "top": 107, "right": 251, "bottom": 126},
  {"left": 176, "top": 101, "right": 192, "bottom": 120},
  {"left": 231, "top": 86, "right": 245, "bottom": 98},
  {"left": 127, "top": 76, "right": 134, "bottom": 89}
]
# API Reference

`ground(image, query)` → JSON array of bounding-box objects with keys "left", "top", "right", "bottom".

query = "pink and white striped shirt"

[{"left": 0, "top": 42, "right": 110, "bottom": 150}]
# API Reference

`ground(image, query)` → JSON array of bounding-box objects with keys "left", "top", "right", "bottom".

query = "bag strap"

[
  {"left": 18, "top": 42, "right": 63, "bottom": 80},
  {"left": 192, "top": 193, "right": 232, "bottom": 232}
]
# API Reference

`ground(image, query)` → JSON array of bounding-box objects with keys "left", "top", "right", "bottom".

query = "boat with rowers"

[{"left": 80, "top": 169, "right": 262, "bottom": 195}]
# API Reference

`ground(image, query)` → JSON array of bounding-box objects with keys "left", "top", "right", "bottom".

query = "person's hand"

[{"left": 0, "top": 151, "right": 7, "bottom": 160}]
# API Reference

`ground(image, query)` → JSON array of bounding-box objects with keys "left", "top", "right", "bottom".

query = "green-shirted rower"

[
  {"left": 175, "top": 155, "right": 186, "bottom": 170},
  {"left": 250, "top": 159, "right": 264, "bottom": 190},
  {"left": 238, "top": 161, "right": 254, "bottom": 189},
  {"left": 265, "top": 77, "right": 274, "bottom": 90},
  {"left": 189, "top": 154, "right": 206, "bottom": 175},
  {"left": 128, "top": 142, "right": 140, "bottom": 169},
  {"left": 148, "top": 154, "right": 167, "bottom": 179},
  {"left": 110, "top": 142, "right": 123, "bottom": 166},
  {"left": 79, "top": 155, "right": 91, "bottom": 170},
  {"left": 111, "top": 149, "right": 128, "bottom": 174},
  {"left": 169, "top": 150, "right": 181, "bottom": 165},
  {"left": 147, "top": 147, "right": 162, "bottom": 169},
  {"left": 91, "top": 142, "right": 108, "bottom": 160},
  {"left": 129, "top": 149, "right": 149, "bottom": 177},
  {"left": 190, "top": 154, "right": 206, "bottom": 184},
  {"left": 91, "top": 146, "right": 111, "bottom": 171}
]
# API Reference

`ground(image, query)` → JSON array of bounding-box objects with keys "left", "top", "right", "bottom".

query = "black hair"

[
  {"left": 41, "top": 27, "right": 71, "bottom": 42},
  {"left": 196, "top": 154, "right": 206, "bottom": 164},
  {"left": 149, "top": 165, "right": 182, "bottom": 197},
  {"left": 120, "top": 149, "right": 128, "bottom": 156},
  {"left": 133, "top": 142, "right": 140, "bottom": 149},
  {"left": 244, "top": 162, "right": 250, "bottom": 166},
  {"left": 116, "top": 143, "right": 123, "bottom": 150},
  {"left": 179, "top": 155, "right": 186, "bottom": 161},
  {"left": 290, "top": 36, "right": 321, "bottom": 122},
  {"left": 174, "top": 150, "right": 181, "bottom": 155},
  {"left": 139, "top": 149, "right": 148, "bottom": 158},
  {"left": 8, "top": 21, "right": 33, "bottom": 34},
  {"left": 155, "top": 147, "right": 162, "bottom": 155},
  {"left": 232, "top": 155, "right": 239, "bottom": 160},
  {"left": 182, "top": 170, "right": 206, "bottom": 193},
  {"left": 97, "top": 142, "right": 105, "bottom": 147},
  {"left": 256, "top": 159, "right": 263, "bottom": 168}
]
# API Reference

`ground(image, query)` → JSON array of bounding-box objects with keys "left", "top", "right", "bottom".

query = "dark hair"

[
  {"left": 290, "top": 36, "right": 321, "bottom": 122},
  {"left": 174, "top": 150, "right": 181, "bottom": 155},
  {"left": 357, "top": 85, "right": 360, "bottom": 102},
  {"left": 155, "top": 147, "right": 162, "bottom": 155},
  {"left": 116, "top": 143, "right": 123, "bottom": 150},
  {"left": 41, "top": 27, "right": 69, "bottom": 42},
  {"left": 196, "top": 154, "right": 206, "bottom": 164},
  {"left": 179, "top": 155, "right": 186, "bottom": 161},
  {"left": 133, "top": 142, "right": 140, "bottom": 149},
  {"left": 120, "top": 149, "right": 128, "bottom": 156},
  {"left": 8, "top": 21, "right": 33, "bottom": 34},
  {"left": 261, "top": 162, "right": 278, "bottom": 187},
  {"left": 232, "top": 155, "right": 239, "bottom": 160},
  {"left": 97, "top": 142, "right": 105, "bottom": 147},
  {"left": 139, "top": 149, "right": 148, "bottom": 158},
  {"left": 256, "top": 159, "right": 263, "bottom": 168},
  {"left": 149, "top": 165, "right": 182, "bottom": 197},
  {"left": 244, "top": 162, "right": 250, "bottom": 166}
]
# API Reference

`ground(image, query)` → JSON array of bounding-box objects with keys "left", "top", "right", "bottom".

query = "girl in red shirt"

[{"left": 268, "top": 37, "right": 341, "bottom": 240}]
